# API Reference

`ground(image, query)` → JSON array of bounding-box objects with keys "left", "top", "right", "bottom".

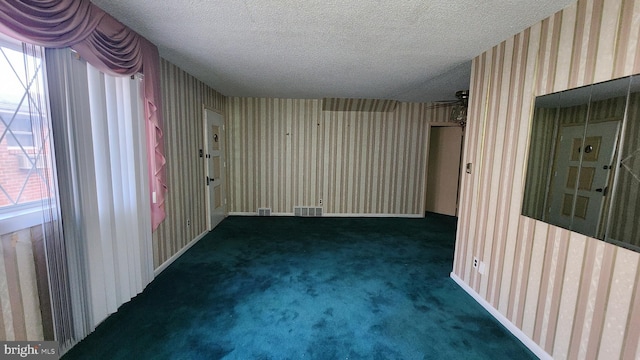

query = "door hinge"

[{"left": 206, "top": 176, "right": 210, "bottom": 185}]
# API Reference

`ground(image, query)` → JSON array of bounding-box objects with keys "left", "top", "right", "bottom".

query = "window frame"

[{"left": 0, "top": 34, "right": 52, "bottom": 235}]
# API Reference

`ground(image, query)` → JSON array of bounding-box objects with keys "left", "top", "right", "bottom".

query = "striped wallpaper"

[
  {"left": 0, "top": 224, "right": 51, "bottom": 341},
  {"left": 321, "top": 98, "right": 398, "bottom": 112},
  {"left": 610, "top": 92, "right": 640, "bottom": 247},
  {"left": 454, "top": 0, "right": 640, "bottom": 359},
  {"left": 522, "top": 106, "right": 557, "bottom": 219},
  {"left": 153, "top": 59, "right": 226, "bottom": 268},
  {"left": 226, "top": 98, "right": 454, "bottom": 216}
]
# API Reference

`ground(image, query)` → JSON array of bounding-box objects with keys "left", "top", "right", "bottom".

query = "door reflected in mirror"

[{"left": 522, "top": 75, "right": 640, "bottom": 252}]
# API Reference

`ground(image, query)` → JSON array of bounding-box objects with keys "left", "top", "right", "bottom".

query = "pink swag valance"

[{"left": 0, "top": 0, "right": 167, "bottom": 230}]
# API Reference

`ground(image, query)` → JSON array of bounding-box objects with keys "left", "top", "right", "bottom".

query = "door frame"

[
  {"left": 423, "top": 122, "right": 465, "bottom": 217},
  {"left": 203, "top": 105, "right": 227, "bottom": 230}
]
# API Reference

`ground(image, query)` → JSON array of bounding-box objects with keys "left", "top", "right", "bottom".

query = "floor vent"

[
  {"left": 294, "top": 206, "right": 323, "bottom": 217},
  {"left": 257, "top": 208, "right": 271, "bottom": 216}
]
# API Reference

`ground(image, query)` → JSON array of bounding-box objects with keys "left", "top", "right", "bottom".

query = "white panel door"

[
  {"left": 204, "top": 108, "right": 227, "bottom": 230},
  {"left": 548, "top": 121, "right": 620, "bottom": 236}
]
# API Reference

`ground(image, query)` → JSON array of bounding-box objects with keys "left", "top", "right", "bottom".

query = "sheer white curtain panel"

[{"left": 45, "top": 47, "right": 153, "bottom": 349}]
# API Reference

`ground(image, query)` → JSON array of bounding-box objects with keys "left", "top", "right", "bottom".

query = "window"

[{"left": 0, "top": 35, "right": 53, "bottom": 232}]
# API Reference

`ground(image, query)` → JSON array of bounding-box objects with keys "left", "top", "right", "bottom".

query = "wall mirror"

[{"left": 522, "top": 75, "right": 640, "bottom": 252}]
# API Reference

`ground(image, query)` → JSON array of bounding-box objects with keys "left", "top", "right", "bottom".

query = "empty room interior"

[{"left": 1, "top": 0, "right": 640, "bottom": 359}]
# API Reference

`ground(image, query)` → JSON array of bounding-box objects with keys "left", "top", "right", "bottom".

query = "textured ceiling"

[{"left": 90, "top": 0, "right": 574, "bottom": 103}]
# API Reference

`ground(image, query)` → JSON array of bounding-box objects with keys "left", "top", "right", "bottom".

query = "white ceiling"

[{"left": 91, "top": 0, "right": 574, "bottom": 103}]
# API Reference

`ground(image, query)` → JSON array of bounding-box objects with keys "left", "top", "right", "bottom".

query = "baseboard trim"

[
  {"left": 324, "top": 213, "right": 423, "bottom": 218},
  {"left": 228, "top": 212, "right": 423, "bottom": 218},
  {"left": 228, "top": 212, "right": 294, "bottom": 216},
  {"left": 449, "top": 272, "right": 552, "bottom": 360},
  {"left": 154, "top": 230, "right": 208, "bottom": 276}
]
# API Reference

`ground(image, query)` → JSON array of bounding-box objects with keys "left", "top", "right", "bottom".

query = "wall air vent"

[
  {"left": 257, "top": 208, "right": 271, "bottom": 216},
  {"left": 294, "top": 206, "right": 323, "bottom": 217}
]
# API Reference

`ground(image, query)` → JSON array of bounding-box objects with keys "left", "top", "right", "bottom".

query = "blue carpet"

[{"left": 63, "top": 215, "right": 536, "bottom": 359}]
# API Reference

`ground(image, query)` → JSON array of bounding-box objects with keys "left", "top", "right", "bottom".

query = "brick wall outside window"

[{"left": 0, "top": 122, "right": 50, "bottom": 208}]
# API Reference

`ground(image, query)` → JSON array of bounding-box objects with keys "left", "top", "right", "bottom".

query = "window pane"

[
  {"left": 0, "top": 39, "right": 49, "bottom": 209},
  {"left": 0, "top": 122, "right": 13, "bottom": 206},
  {"left": 4, "top": 104, "right": 35, "bottom": 148}
]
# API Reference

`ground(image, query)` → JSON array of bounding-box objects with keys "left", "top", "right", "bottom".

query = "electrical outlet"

[
  {"left": 187, "top": 219, "right": 191, "bottom": 227},
  {"left": 473, "top": 257, "right": 478, "bottom": 269},
  {"left": 319, "top": 199, "right": 323, "bottom": 205}
]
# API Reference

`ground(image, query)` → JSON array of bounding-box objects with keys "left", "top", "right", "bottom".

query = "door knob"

[{"left": 595, "top": 187, "right": 608, "bottom": 195}]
